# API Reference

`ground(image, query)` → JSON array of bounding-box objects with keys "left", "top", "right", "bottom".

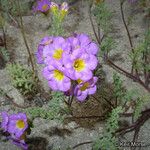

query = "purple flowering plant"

[
  {"left": 33, "top": 1, "right": 69, "bottom": 36},
  {"left": 36, "top": 33, "right": 99, "bottom": 102},
  {"left": 0, "top": 112, "right": 29, "bottom": 150}
]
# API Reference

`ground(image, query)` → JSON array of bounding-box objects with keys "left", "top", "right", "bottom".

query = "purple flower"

[
  {"left": 1, "top": 111, "right": 9, "bottom": 132},
  {"left": 67, "top": 33, "right": 99, "bottom": 55},
  {"left": 42, "top": 64, "right": 71, "bottom": 92},
  {"left": 63, "top": 49, "right": 98, "bottom": 81},
  {"left": 36, "top": 36, "right": 53, "bottom": 64},
  {"left": 74, "top": 77, "right": 98, "bottom": 101},
  {"left": 43, "top": 36, "right": 71, "bottom": 65},
  {"left": 77, "top": 33, "right": 99, "bottom": 55},
  {"left": 7, "top": 113, "right": 28, "bottom": 138},
  {"left": 66, "top": 36, "right": 81, "bottom": 52},
  {"left": 33, "top": 0, "right": 51, "bottom": 13}
]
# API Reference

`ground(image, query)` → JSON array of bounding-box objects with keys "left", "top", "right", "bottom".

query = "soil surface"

[{"left": 0, "top": 0, "right": 150, "bottom": 150}]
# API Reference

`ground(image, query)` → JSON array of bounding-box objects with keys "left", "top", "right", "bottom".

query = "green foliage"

[
  {"left": 100, "top": 36, "right": 115, "bottom": 56},
  {"left": 0, "top": 47, "right": 10, "bottom": 62},
  {"left": 129, "top": 29, "right": 150, "bottom": 72},
  {"left": 113, "top": 73, "right": 125, "bottom": 101},
  {"left": 25, "top": 91, "right": 69, "bottom": 121},
  {"left": 92, "top": 2, "right": 112, "bottom": 34},
  {"left": 49, "top": 6, "right": 68, "bottom": 36},
  {"left": 0, "top": 14, "right": 5, "bottom": 28},
  {"left": 134, "top": 94, "right": 150, "bottom": 120},
  {"left": 0, "top": 88, "right": 5, "bottom": 97},
  {"left": 106, "top": 106, "right": 123, "bottom": 133},
  {"left": 0, "top": 0, "right": 31, "bottom": 23},
  {"left": 6, "top": 63, "right": 38, "bottom": 96},
  {"left": 93, "top": 107, "right": 122, "bottom": 150},
  {"left": 50, "top": 14, "right": 64, "bottom": 36},
  {"left": 113, "top": 73, "right": 138, "bottom": 104}
]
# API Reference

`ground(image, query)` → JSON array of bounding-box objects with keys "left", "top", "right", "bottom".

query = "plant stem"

[
  {"left": 120, "top": 1, "right": 134, "bottom": 52},
  {"left": 89, "top": 1, "right": 149, "bottom": 92},
  {"left": 2, "top": 26, "right": 7, "bottom": 49},
  {"left": 120, "top": 1, "right": 140, "bottom": 77},
  {"left": 68, "top": 95, "right": 74, "bottom": 107},
  {"left": 89, "top": 3, "right": 101, "bottom": 45},
  {"left": 16, "top": 0, "right": 35, "bottom": 74},
  {"left": 107, "top": 58, "right": 150, "bottom": 92},
  {"left": 72, "top": 141, "right": 92, "bottom": 149}
]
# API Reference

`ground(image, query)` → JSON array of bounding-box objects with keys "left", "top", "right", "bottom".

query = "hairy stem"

[
  {"left": 120, "top": 1, "right": 140, "bottom": 78},
  {"left": 120, "top": 1, "right": 134, "bottom": 51},
  {"left": 89, "top": 3, "right": 101, "bottom": 45},
  {"left": 72, "top": 141, "right": 92, "bottom": 149},
  {"left": 16, "top": 0, "right": 35, "bottom": 74},
  {"left": 2, "top": 26, "right": 7, "bottom": 49}
]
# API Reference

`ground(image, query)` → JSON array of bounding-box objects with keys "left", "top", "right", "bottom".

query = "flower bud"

[
  {"left": 60, "top": 2, "right": 69, "bottom": 19},
  {"left": 50, "top": 2, "right": 59, "bottom": 15}
]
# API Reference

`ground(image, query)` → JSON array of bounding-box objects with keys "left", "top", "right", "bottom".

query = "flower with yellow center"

[
  {"left": 73, "top": 59, "right": 85, "bottom": 72},
  {"left": 43, "top": 37, "right": 69, "bottom": 65},
  {"left": 74, "top": 77, "right": 98, "bottom": 101},
  {"left": 7, "top": 113, "right": 28, "bottom": 138},
  {"left": 33, "top": 0, "right": 51, "bottom": 13},
  {"left": 42, "top": 4, "right": 49, "bottom": 11},
  {"left": 64, "top": 51, "right": 97, "bottom": 81},
  {"left": 53, "top": 70, "right": 64, "bottom": 81},
  {"left": 16, "top": 120, "right": 25, "bottom": 129},
  {"left": 43, "top": 66, "right": 71, "bottom": 92},
  {"left": 53, "top": 49, "right": 63, "bottom": 60}
]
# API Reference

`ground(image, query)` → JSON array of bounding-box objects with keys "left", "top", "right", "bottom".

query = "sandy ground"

[{"left": 0, "top": 0, "right": 150, "bottom": 149}]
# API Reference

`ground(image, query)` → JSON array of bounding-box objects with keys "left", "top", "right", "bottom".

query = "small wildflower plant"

[
  {"left": 0, "top": 112, "right": 29, "bottom": 150},
  {"left": 33, "top": 0, "right": 69, "bottom": 36}
]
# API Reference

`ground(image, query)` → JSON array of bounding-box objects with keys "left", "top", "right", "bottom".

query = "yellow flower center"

[
  {"left": 42, "top": 4, "right": 49, "bottom": 11},
  {"left": 53, "top": 70, "right": 64, "bottom": 81},
  {"left": 80, "top": 82, "right": 89, "bottom": 91},
  {"left": 16, "top": 120, "right": 25, "bottom": 129},
  {"left": 53, "top": 49, "right": 63, "bottom": 60},
  {"left": 77, "top": 79, "right": 83, "bottom": 84},
  {"left": 73, "top": 59, "right": 85, "bottom": 72},
  {"left": 75, "top": 45, "right": 80, "bottom": 49}
]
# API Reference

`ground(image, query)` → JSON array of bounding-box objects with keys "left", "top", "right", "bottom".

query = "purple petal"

[
  {"left": 88, "top": 85, "right": 97, "bottom": 95},
  {"left": 86, "top": 42, "right": 99, "bottom": 55},
  {"left": 86, "top": 55, "right": 98, "bottom": 70},
  {"left": 76, "top": 91, "right": 88, "bottom": 102}
]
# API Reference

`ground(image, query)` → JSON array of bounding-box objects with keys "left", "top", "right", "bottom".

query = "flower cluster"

[
  {"left": 0, "top": 112, "right": 28, "bottom": 150},
  {"left": 36, "top": 33, "right": 99, "bottom": 101},
  {"left": 33, "top": 0, "right": 69, "bottom": 18},
  {"left": 50, "top": 2, "right": 69, "bottom": 19}
]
